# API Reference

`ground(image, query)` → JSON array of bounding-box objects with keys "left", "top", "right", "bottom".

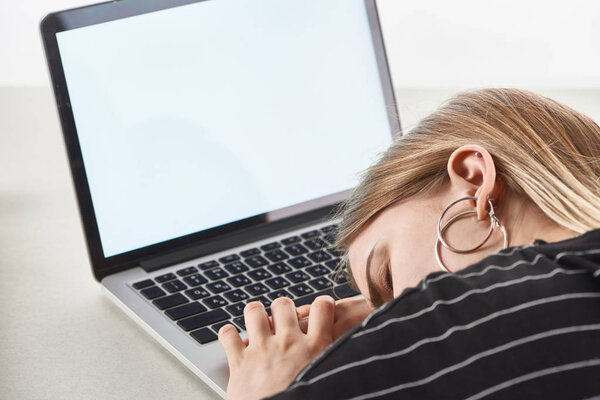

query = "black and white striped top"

[{"left": 270, "top": 229, "right": 600, "bottom": 400}]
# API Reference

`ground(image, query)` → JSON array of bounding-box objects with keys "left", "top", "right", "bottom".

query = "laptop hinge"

[{"left": 138, "top": 207, "right": 335, "bottom": 273}]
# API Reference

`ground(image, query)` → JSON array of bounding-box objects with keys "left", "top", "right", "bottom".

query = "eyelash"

[{"left": 382, "top": 263, "right": 393, "bottom": 293}]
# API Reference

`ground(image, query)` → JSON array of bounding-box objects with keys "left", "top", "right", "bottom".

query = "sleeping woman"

[{"left": 218, "top": 88, "right": 600, "bottom": 400}]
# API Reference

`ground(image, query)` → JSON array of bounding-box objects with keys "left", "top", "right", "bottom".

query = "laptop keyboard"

[{"left": 131, "top": 224, "right": 358, "bottom": 344}]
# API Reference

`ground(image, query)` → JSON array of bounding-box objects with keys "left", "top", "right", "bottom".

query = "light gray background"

[{"left": 3, "top": 1, "right": 600, "bottom": 399}]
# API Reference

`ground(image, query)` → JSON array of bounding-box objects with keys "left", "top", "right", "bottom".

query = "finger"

[
  {"left": 218, "top": 323, "right": 245, "bottom": 365},
  {"left": 332, "top": 297, "right": 372, "bottom": 340},
  {"left": 296, "top": 304, "right": 311, "bottom": 319},
  {"left": 244, "top": 301, "right": 271, "bottom": 344},
  {"left": 307, "top": 295, "right": 335, "bottom": 339},
  {"left": 298, "top": 316, "right": 309, "bottom": 334},
  {"left": 268, "top": 315, "right": 274, "bottom": 333},
  {"left": 271, "top": 297, "right": 301, "bottom": 334},
  {"left": 334, "top": 297, "right": 371, "bottom": 322}
]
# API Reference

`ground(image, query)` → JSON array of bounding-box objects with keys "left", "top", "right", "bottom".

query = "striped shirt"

[{"left": 270, "top": 229, "right": 600, "bottom": 399}]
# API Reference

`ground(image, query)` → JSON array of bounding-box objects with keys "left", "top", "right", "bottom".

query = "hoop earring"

[{"left": 435, "top": 195, "right": 508, "bottom": 273}]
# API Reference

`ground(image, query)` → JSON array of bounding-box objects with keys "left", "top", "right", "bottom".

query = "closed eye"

[
  {"left": 380, "top": 261, "right": 393, "bottom": 295},
  {"left": 371, "top": 261, "right": 393, "bottom": 307},
  {"left": 383, "top": 263, "right": 393, "bottom": 293}
]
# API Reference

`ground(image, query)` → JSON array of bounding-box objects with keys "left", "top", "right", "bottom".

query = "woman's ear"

[{"left": 447, "top": 145, "right": 499, "bottom": 220}]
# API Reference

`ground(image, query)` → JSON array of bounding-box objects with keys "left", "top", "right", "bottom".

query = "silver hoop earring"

[{"left": 435, "top": 195, "right": 509, "bottom": 273}]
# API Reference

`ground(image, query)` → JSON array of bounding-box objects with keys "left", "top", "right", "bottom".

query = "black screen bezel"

[{"left": 40, "top": 0, "right": 400, "bottom": 281}]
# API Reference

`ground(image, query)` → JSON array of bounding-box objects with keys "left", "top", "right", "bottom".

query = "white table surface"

[
  {"left": 0, "top": 87, "right": 220, "bottom": 399},
  {"left": 4, "top": 85, "right": 599, "bottom": 399}
]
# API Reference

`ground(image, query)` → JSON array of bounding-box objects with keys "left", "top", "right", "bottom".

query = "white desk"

[
  {"left": 4, "top": 85, "right": 600, "bottom": 399},
  {"left": 0, "top": 87, "right": 220, "bottom": 399}
]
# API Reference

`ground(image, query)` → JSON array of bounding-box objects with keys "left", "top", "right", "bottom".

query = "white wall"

[
  {"left": 3, "top": 0, "right": 600, "bottom": 124},
  {"left": 0, "top": 0, "right": 98, "bottom": 86},
  {"left": 375, "top": 0, "right": 600, "bottom": 128},
  {"left": 378, "top": 0, "right": 600, "bottom": 90}
]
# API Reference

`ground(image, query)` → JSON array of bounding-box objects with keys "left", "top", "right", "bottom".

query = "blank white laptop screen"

[{"left": 56, "top": 0, "right": 392, "bottom": 257}]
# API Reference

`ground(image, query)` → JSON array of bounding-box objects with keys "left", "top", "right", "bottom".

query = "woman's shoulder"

[
  {"left": 274, "top": 228, "right": 600, "bottom": 399},
  {"left": 465, "top": 227, "right": 600, "bottom": 282},
  {"left": 351, "top": 227, "right": 600, "bottom": 348},
  {"left": 417, "top": 227, "right": 600, "bottom": 294},
  {"left": 370, "top": 227, "right": 600, "bottom": 329}
]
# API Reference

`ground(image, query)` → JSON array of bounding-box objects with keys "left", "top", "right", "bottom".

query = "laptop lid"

[{"left": 41, "top": 0, "right": 400, "bottom": 281}]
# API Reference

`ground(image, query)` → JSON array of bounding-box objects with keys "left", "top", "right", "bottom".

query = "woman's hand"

[
  {"left": 219, "top": 296, "right": 336, "bottom": 400},
  {"left": 297, "top": 296, "right": 373, "bottom": 340}
]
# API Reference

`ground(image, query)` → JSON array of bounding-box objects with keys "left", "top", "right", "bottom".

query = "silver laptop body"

[{"left": 41, "top": 0, "right": 400, "bottom": 396}]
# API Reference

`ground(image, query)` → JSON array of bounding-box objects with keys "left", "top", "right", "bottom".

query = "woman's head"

[{"left": 334, "top": 88, "right": 600, "bottom": 307}]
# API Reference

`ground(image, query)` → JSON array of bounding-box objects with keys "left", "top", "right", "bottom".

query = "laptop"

[{"left": 40, "top": 0, "right": 400, "bottom": 396}]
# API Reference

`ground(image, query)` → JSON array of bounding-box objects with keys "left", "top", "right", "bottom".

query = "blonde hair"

[{"left": 333, "top": 88, "right": 600, "bottom": 268}]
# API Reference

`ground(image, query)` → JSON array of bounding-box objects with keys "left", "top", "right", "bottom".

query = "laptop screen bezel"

[{"left": 40, "top": 0, "right": 400, "bottom": 281}]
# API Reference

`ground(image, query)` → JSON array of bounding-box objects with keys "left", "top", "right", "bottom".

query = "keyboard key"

[
  {"left": 226, "top": 302, "right": 246, "bottom": 316},
  {"left": 268, "top": 262, "right": 292, "bottom": 275},
  {"left": 185, "top": 287, "right": 210, "bottom": 300},
  {"left": 333, "top": 273, "right": 348, "bottom": 284},
  {"left": 183, "top": 273, "right": 208, "bottom": 287},
  {"left": 212, "top": 321, "right": 240, "bottom": 334},
  {"left": 301, "top": 230, "right": 320, "bottom": 239},
  {"left": 327, "top": 247, "right": 343, "bottom": 257},
  {"left": 260, "top": 242, "right": 281, "bottom": 251},
  {"left": 285, "top": 271, "right": 310, "bottom": 283},
  {"left": 223, "top": 289, "right": 249, "bottom": 303},
  {"left": 190, "top": 327, "right": 218, "bottom": 344},
  {"left": 294, "top": 291, "right": 328, "bottom": 307},
  {"left": 227, "top": 274, "right": 251, "bottom": 287},
  {"left": 204, "top": 267, "right": 229, "bottom": 281},
  {"left": 265, "top": 249, "right": 289, "bottom": 262},
  {"left": 141, "top": 286, "right": 166, "bottom": 299},
  {"left": 162, "top": 279, "right": 187, "bottom": 293},
  {"left": 245, "top": 255, "right": 269, "bottom": 268},
  {"left": 153, "top": 293, "right": 188, "bottom": 310},
  {"left": 292, "top": 284, "right": 358, "bottom": 307},
  {"left": 176, "top": 266, "right": 198, "bottom": 276},
  {"left": 289, "top": 283, "right": 314, "bottom": 297},
  {"left": 306, "top": 264, "right": 329, "bottom": 277},
  {"left": 307, "top": 250, "right": 332, "bottom": 263},
  {"left": 224, "top": 261, "right": 249, "bottom": 275},
  {"left": 247, "top": 268, "right": 272, "bottom": 281},
  {"left": 321, "top": 224, "right": 338, "bottom": 234},
  {"left": 288, "top": 256, "right": 311, "bottom": 269},
  {"left": 245, "top": 282, "right": 269, "bottom": 296},
  {"left": 179, "top": 309, "right": 230, "bottom": 331},
  {"left": 240, "top": 248, "right": 260, "bottom": 257},
  {"left": 332, "top": 283, "right": 358, "bottom": 298},
  {"left": 165, "top": 302, "right": 207, "bottom": 320},
  {"left": 284, "top": 244, "right": 309, "bottom": 256},
  {"left": 155, "top": 272, "right": 176, "bottom": 283},
  {"left": 323, "top": 234, "right": 336, "bottom": 245},
  {"left": 248, "top": 296, "right": 271, "bottom": 309},
  {"left": 325, "top": 259, "right": 342, "bottom": 270},
  {"left": 206, "top": 280, "right": 231, "bottom": 294},
  {"left": 309, "top": 277, "right": 333, "bottom": 291},
  {"left": 133, "top": 279, "right": 154, "bottom": 290},
  {"left": 218, "top": 254, "right": 240, "bottom": 264},
  {"left": 265, "top": 276, "right": 290, "bottom": 290},
  {"left": 281, "top": 235, "right": 301, "bottom": 245},
  {"left": 268, "top": 289, "right": 294, "bottom": 300},
  {"left": 304, "top": 238, "right": 327, "bottom": 250},
  {"left": 233, "top": 316, "right": 246, "bottom": 330},
  {"left": 203, "top": 295, "right": 228, "bottom": 309},
  {"left": 198, "top": 260, "right": 219, "bottom": 270}
]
